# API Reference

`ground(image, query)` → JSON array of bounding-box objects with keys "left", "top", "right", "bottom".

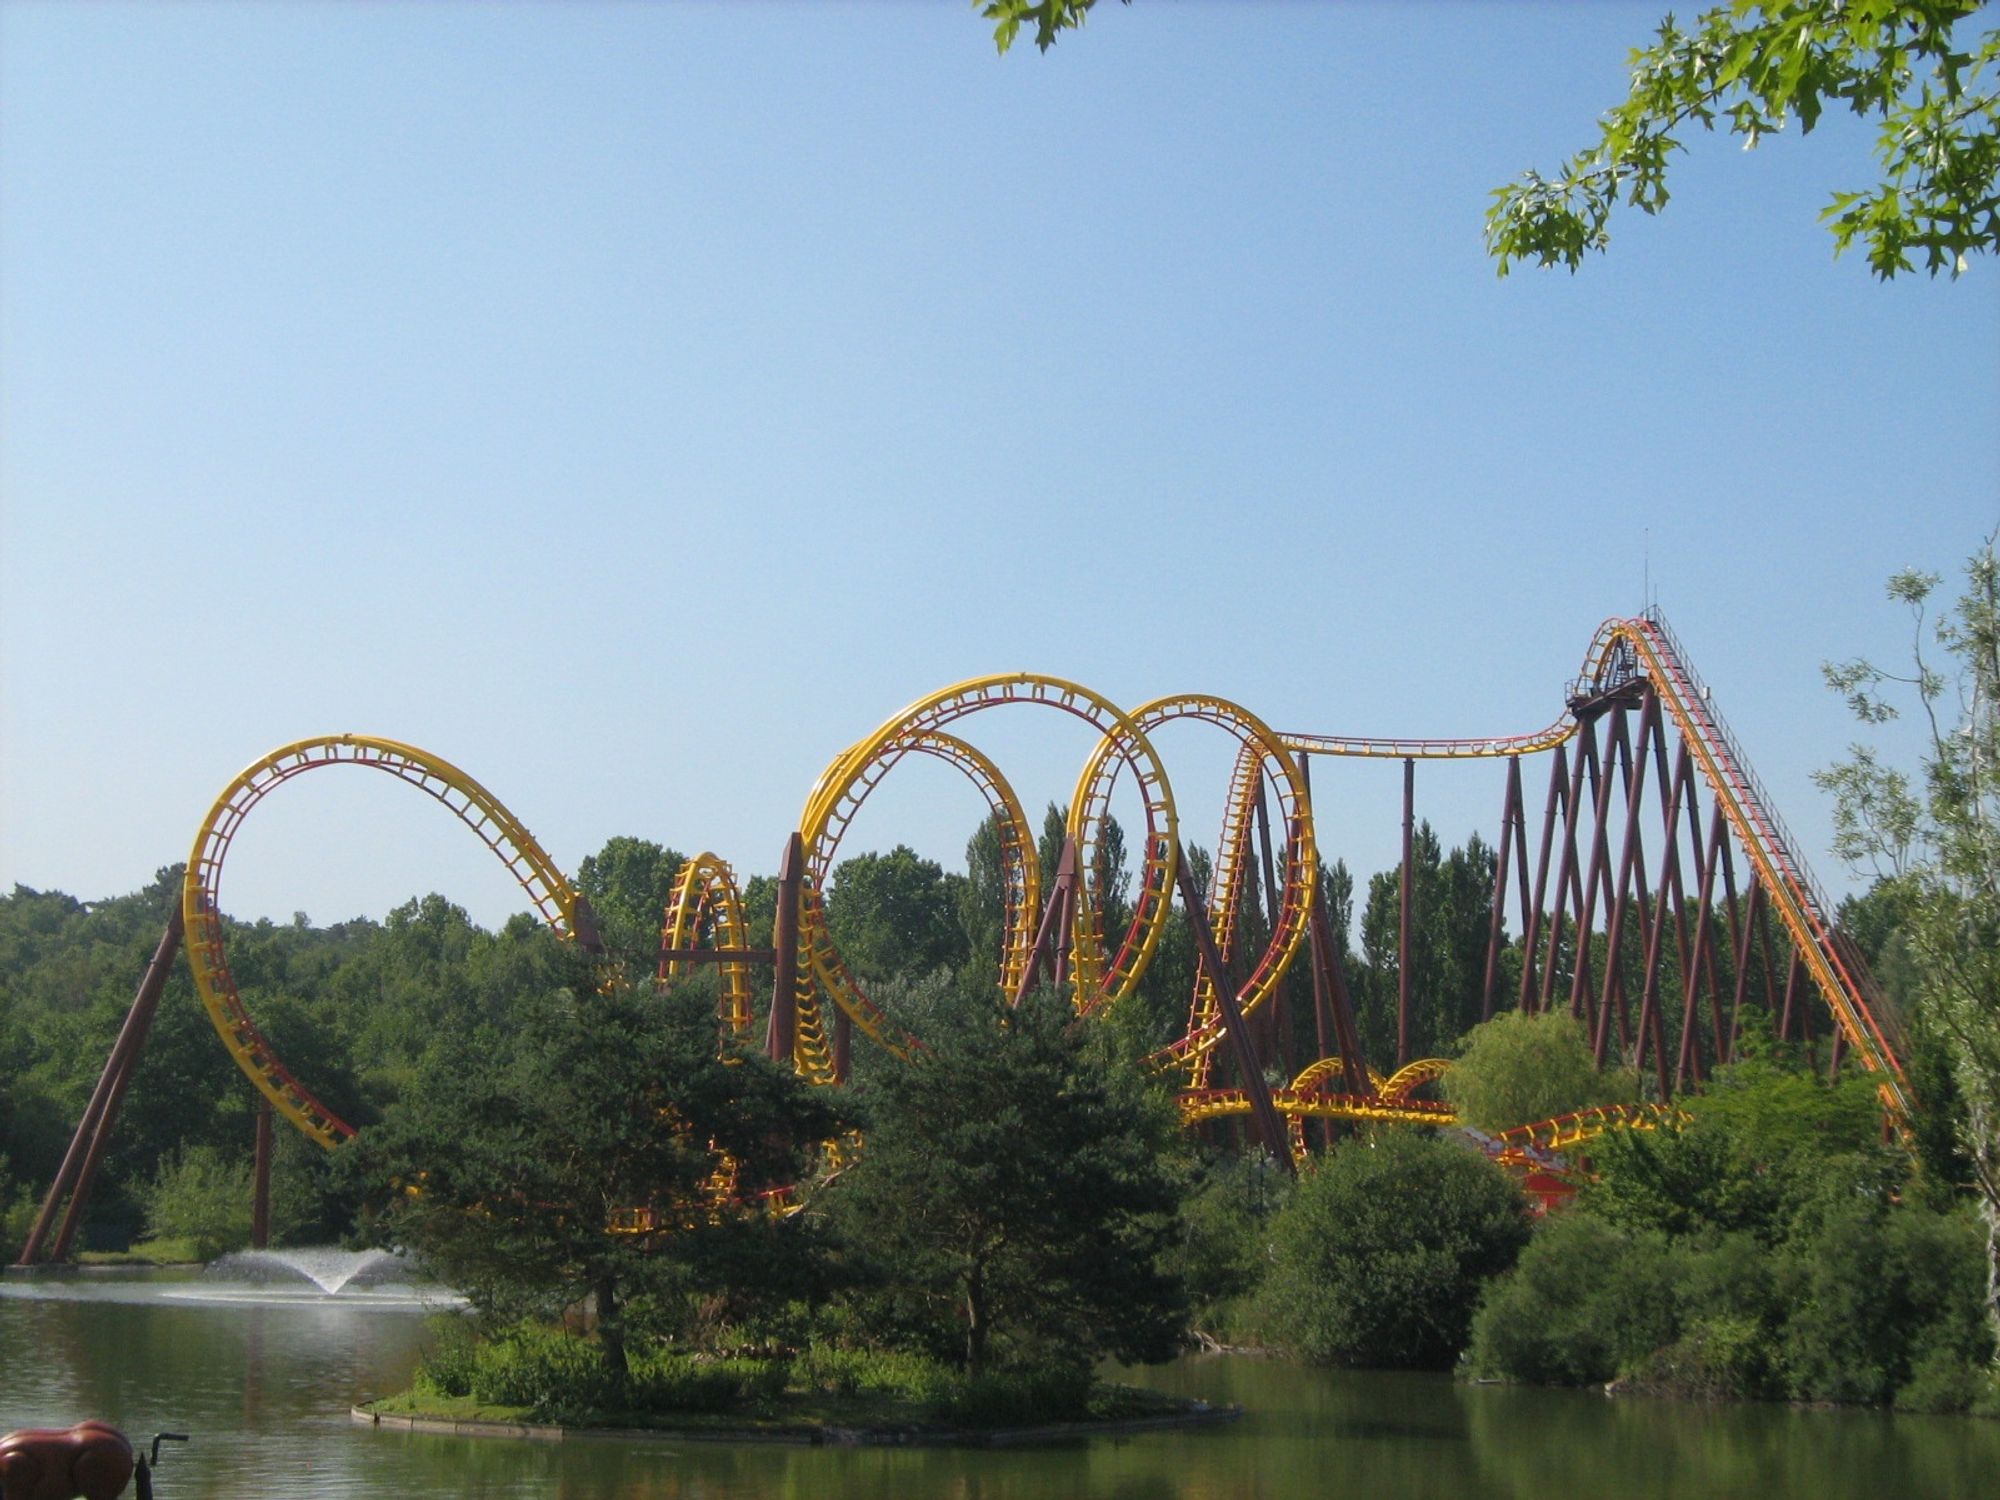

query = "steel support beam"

[
  {"left": 767, "top": 833, "right": 802, "bottom": 1067},
  {"left": 1177, "top": 843, "right": 1293, "bottom": 1174},
  {"left": 19, "top": 908, "right": 184, "bottom": 1266},
  {"left": 1398, "top": 757, "right": 1414, "bottom": 1067}
]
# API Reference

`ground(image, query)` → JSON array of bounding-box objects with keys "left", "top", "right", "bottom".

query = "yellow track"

[
  {"left": 178, "top": 617, "right": 1910, "bottom": 1157},
  {"left": 660, "top": 852, "right": 755, "bottom": 1036},
  {"left": 181, "top": 735, "right": 580, "bottom": 1148},
  {"left": 795, "top": 675, "right": 1178, "bottom": 1073},
  {"left": 1068, "top": 695, "right": 1315, "bottom": 1083}
]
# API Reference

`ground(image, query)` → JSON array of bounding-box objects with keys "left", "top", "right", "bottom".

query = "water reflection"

[{"left": 5, "top": 1273, "right": 1994, "bottom": 1499}]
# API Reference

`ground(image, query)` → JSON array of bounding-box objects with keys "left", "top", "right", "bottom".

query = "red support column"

[
  {"left": 1177, "top": 844, "right": 1293, "bottom": 1175},
  {"left": 767, "top": 833, "right": 802, "bottom": 1067},
  {"left": 21, "top": 909, "right": 183, "bottom": 1266},
  {"left": 1541, "top": 726, "right": 1594, "bottom": 1011},
  {"left": 1517, "top": 744, "right": 1569, "bottom": 1014},
  {"left": 251, "top": 1099, "right": 273, "bottom": 1251},
  {"left": 1482, "top": 757, "right": 1523, "bottom": 1022},
  {"left": 1014, "top": 837, "right": 1079, "bottom": 1004},
  {"left": 1398, "top": 757, "right": 1414, "bottom": 1067},
  {"left": 1569, "top": 707, "right": 1626, "bottom": 1028},
  {"left": 1728, "top": 871, "right": 1764, "bottom": 1061},
  {"left": 1252, "top": 782, "right": 1292, "bottom": 1081},
  {"left": 1595, "top": 697, "right": 1655, "bottom": 1065}
]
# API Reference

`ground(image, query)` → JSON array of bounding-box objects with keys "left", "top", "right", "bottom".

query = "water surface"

[{"left": 3, "top": 1270, "right": 1992, "bottom": 1498}]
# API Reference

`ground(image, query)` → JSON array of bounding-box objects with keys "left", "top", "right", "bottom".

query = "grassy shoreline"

[{"left": 354, "top": 1383, "right": 1237, "bottom": 1447}]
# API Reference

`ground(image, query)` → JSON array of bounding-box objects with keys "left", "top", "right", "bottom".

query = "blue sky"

[{"left": 2, "top": 0, "right": 1995, "bottom": 932}]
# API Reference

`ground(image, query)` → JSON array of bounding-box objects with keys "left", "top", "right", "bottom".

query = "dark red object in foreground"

[{"left": 0, "top": 1422, "right": 134, "bottom": 1500}]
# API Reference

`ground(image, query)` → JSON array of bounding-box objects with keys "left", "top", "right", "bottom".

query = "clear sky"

[{"left": 3, "top": 0, "right": 1995, "bottom": 934}]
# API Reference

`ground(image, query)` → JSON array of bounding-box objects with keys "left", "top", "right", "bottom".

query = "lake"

[{"left": 3, "top": 1267, "right": 1994, "bottom": 1499}]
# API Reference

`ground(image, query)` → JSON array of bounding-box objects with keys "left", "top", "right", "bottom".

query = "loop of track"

[
  {"left": 181, "top": 735, "right": 579, "bottom": 1148},
  {"left": 796, "top": 675, "right": 1177, "bottom": 1069},
  {"left": 1065, "top": 694, "right": 1316, "bottom": 1079},
  {"left": 177, "top": 617, "right": 1913, "bottom": 1153},
  {"left": 660, "top": 852, "right": 755, "bottom": 1036}
]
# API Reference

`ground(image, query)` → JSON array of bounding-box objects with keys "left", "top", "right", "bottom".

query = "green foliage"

[
  {"left": 827, "top": 984, "right": 1187, "bottom": 1379},
  {"left": 1467, "top": 1212, "right": 1683, "bottom": 1385},
  {"left": 1471, "top": 1058, "right": 1996, "bottom": 1407},
  {"left": 1355, "top": 824, "right": 1500, "bottom": 1063},
  {"left": 1259, "top": 1131, "right": 1531, "bottom": 1370},
  {"left": 141, "top": 1144, "right": 254, "bottom": 1262},
  {"left": 1167, "top": 1148, "right": 1293, "bottom": 1340},
  {"left": 575, "top": 836, "right": 686, "bottom": 959},
  {"left": 342, "top": 970, "right": 848, "bottom": 1383},
  {"left": 415, "top": 1319, "right": 790, "bottom": 1422},
  {"left": 1486, "top": 2, "right": 1999, "bottom": 278},
  {"left": 1444, "top": 1010, "right": 1637, "bottom": 1133},
  {"left": 0, "top": 1157, "right": 38, "bottom": 1264},
  {"left": 825, "top": 844, "right": 969, "bottom": 983},
  {"left": 981, "top": 0, "right": 1114, "bottom": 56},
  {"left": 1816, "top": 540, "right": 2000, "bottom": 1355}
]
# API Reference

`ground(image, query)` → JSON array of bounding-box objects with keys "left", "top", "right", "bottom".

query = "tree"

[
  {"left": 341, "top": 966, "right": 845, "bottom": 1384},
  {"left": 1355, "top": 823, "right": 1498, "bottom": 1062},
  {"left": 985, "top": 3, "right": 2000, "bottom": 280},
  {"left": 1260, "top": 1130, "right": 1531, "bottom": 1370},
  {"left": 824, "top": 844, "right": 969, "bottom": 982},
  {"left": 141, "top": 1145, "right": 254, "bottom": 1262},
  {"left": 575, "top": 836, "right": 687, "bottom": 959},
  {"left": 827, "top": 985, "right": 1187, "bottom": 1379},
  {"left": 1486, "top": 2, "right": 1999, "bottom": 279},
  {"left": 1443, "top": 1009, "right": 1637, "bottom": 1134},
  {"left": 1815, "top": 540, "right": 2000, "bottom": 1353},
  {"left": 981, "top": 0, "right": 1117, "bottom": 55}
]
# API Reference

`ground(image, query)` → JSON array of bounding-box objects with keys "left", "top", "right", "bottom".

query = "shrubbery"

[
  {"left": 1466, "top": 1063, "right": 2000, "bottom": 1414},
  {"left": 1258, "top": 1130, "right": 1531, "bottom": 1369},
  {"left": 412, "top": 1319, "right": 1108, "bottom": 1427},
  {"left": 140, "top": 1144, "right": 254, "bottom": 1262}
]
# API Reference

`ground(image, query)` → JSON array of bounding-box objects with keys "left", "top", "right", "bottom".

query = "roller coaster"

[{"left": 14, "top": 611, "right": 1908, "bottom": 1265}]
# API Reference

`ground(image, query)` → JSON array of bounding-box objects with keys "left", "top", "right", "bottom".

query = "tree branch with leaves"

[
  {"left": 1487, "top": 2, "right": 2000, "bottom": 279},
  {"left": 1817, "top": 536, "right": 2000, "bottom": 1356}
]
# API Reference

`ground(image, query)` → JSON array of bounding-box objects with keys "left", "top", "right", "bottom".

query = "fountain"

[
  {"left": 161, "top": 1247, "right": 465, "bottom": 1310},
  {"left": 207, "top": 1247, "right": 403, "bottom": 1295}
]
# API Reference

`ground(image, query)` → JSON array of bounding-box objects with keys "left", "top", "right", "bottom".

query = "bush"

[
  {"left": 1168, "top": 1148, "right": 1291, "bottom": 1340},
  {"left": 1467, "top": 1192, "right": 1994, "bottom": 1407},
  {"left": 1259, "top": 1131, "right": 1531, "bottom": 1369},
  {"left": 415, "top": 1321, "right": 799, "bottom": 1422},
  {"left": 141, "top": 1145, "right": 253, "bottom": 1262},
  {"left": 1443, "top": 1011, "right": 1636, "bottom": 1133},
  {"left": 1466, "top": 1211, "right": 1683, "bottom": 1386},
  {"left": 935, "top": 1365, "right": 1094, "bottom": 1426},
  {"left": 794, "top": 1344, "right": 958, "bottom": 1404}
]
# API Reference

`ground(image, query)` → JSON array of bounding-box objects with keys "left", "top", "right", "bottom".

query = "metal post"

[
  {"left": 1541, "top": 731, "right": 1593, "bottom": 1011},
  {"left": 1517, "top": 744, "right": 1568, "bottom": 1013},
  {"left": 1014, "top": 837, "right": 1079, "bottom": 1004},
  {"left": 21, "top": 909, "right": 183, "bottom": 1266},
  {"left": 1777, "top": 946, "right": 1805, "bottom": 1043},
  {"left": 1481, "top": 757, "right": 1522, "bottom": 1022},
  {"left": 1595, "top": 696, "right": 1655, "bottom": 1064},
  {"left": 252, "top": 1098, "right": 273, "bottom": 1250},
  {"left": 1570, "top": 707, "right": 1626, "bottom": 1031},
  {"left": 1252, "top": 781, "right": 1291, "bottom": 1081},
  {"left": 1728, "top": 872, "right": 1764, "bottom": 1061},
  {"left": 1398, "top": 757, "right": 1414, "bottom": 1067},
  {"left": 767, "top": 833, "right": 802, "bottom": 1067},
  {"left": 1177, "top": 843, "right": 1293, "bottom": 1174}
]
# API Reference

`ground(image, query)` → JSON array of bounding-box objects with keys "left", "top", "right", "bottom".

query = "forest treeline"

[
  {"left": 0, "top": 803, "right": 1825, "bottom": 1251},
  {"left": 1, "top": 807, "right": 1993, "bottom": 1420}
]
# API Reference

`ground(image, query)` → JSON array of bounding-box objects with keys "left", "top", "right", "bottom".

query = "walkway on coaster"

[{"left": 15, "top": 612, "right": 1911, "bottom": 1265}]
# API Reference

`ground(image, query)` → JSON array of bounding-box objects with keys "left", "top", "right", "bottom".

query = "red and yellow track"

[{"left": 179, "top": 616, "right": 1912, "bottom": 1159}]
